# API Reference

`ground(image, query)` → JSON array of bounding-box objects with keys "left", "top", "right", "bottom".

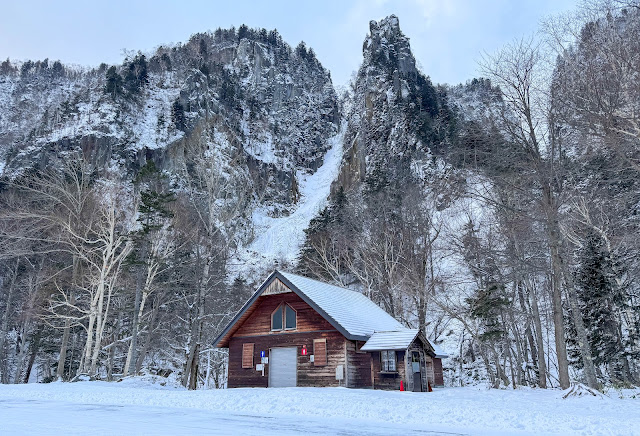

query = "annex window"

[
  {"left": 271, "top": 303, "right": 296, "bottom": 331},
  {"left": 381, "top": 350, "right": 397, "bottom": 372},
  {"left": 313, "top": 339, "right": 327, "bottom": 366},
  {"left": 242, "top": 343, "right": 254, "bottom": 369}
]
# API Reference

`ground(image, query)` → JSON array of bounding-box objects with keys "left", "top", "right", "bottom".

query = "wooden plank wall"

[
  {"left": 345, "top": 340, "right": 373, "bottom": 388},
  {"left": 233, "top": 292, "right": 335, "bottom": 337},
  {"left": 433, "top": 357, "right": 444, "bottom": 387},
  {"left": 370, "top": 350, "right": 406, "bottom": 390},
  {"left": 227, "top": 292, "right": 347, "bottom": 388},
  {"left": 228, "top": 331, "right": 346, "bottom": 388}
]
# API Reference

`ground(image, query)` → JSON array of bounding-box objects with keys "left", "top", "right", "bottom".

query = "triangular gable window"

[{"left": 271, "top": 303, "right": 297, "bottom": 331}]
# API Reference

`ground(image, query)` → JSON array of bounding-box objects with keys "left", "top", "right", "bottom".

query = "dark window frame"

[
  {"left": 271, "top": 303, "right": 297, "bottom": 331},
  {"left": 380, "top": 350, "right": 397, "bottom": 372}
]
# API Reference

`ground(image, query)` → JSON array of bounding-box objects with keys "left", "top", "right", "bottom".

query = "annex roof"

[
  {"left": 360, "top": 329, "right": 420, "bottom": 351},
  {"left": 431, "top": 342, "right": 449, "bottom": 359}
]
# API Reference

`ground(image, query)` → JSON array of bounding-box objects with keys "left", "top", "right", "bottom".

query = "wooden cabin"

[{"left": 214, "top": 271, "right": 448, "bottom": 390}]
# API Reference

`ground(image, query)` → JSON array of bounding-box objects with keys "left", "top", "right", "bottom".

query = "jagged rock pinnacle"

[{"left": 362, "top": 15, "right": 416, "bottom": 77}]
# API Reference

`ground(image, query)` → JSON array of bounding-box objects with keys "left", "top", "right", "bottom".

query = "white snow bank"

[
  {"left": 233, "top": 121, "right": 345, "bottom": 274},
  {"left": 0, "top": 382, "right": 638, "bottom": 436}
]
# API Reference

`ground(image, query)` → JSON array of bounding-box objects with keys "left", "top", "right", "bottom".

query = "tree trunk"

[
  {"left": 136, "top": 297, "right": 161, "bottom": 374},
  {"left": 23, "top": 328, "right": 42, "bottom": 383},
  {"left": 528, "top": 282, "right": 547, "bottom": 389},
  {"left": 188, "top": 343, "right": 200, "bottom": 390},
  {"left": 57, "top": 256, "right": 79, "bottom": 380},
  {"left": 565, "top": 281, "right": 600, "bottom": 389},
  {"left": 56, "top": 319, "right": 71, "bottom": 380},
  {"left": 124, "top": 268, "right": 144, "bottom": 377},
  {"left": 0, "top": 259, "right": 19, "bottom": 384},
  {"left": 13, "top": 325, "right": 30, "bottom": 384},
  {"left": 544, "top": 184, "right": 571, "bottom": 390}
]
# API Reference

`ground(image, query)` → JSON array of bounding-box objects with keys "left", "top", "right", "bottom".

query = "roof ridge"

[{"left": 279, "top": 270, "right": 365, "bottom": 296}]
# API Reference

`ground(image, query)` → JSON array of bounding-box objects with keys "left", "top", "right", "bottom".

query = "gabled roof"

[
  {"left": 214, "top": 270, "right": 404, "bottom": 347},
  {"left": 214, "top": 270, "right": 449, "bottom": 359},
  {"left": 360, "top": 329, "right": 420, "bottom": 351},
  {"left": 279, "top": 271, "right": 405, "bottom": 338}
]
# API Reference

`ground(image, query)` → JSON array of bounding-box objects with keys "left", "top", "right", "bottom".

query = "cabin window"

[
  {"left": 242, "top": 343, "right": 254, "bottom": 369},
  {"left": 381, "top": 350, "right": 397, "bottom": 372},
  {"left": 313, "top": 339, "right": 327, "bottom": 366},
  {"left": 271, "top": 306, "right": 283, "bottom": 330},
  {"left": 271, "top": 304, "right": 296, "bottom": 331},
  {"left": 285, "top": 305, "right": 297, "bottom": 329}
]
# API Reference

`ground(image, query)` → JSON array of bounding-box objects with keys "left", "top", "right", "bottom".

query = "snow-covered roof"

[
  {"left": 214, "top": 270, "right": 406, "bottom": 346},
  {"left": 214, "top": 270, "right": 449, "bottom": 359},
  {"left": 431, "top": 342, "right": 449, "bottom": 359},
  {"left": 360, "top": 329, "right": 419, "bottom": 351},
  {"left": 279, "top": 271, "right": 405, "bottom": 339}
]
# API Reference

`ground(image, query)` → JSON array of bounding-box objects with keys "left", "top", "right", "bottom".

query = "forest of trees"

[
  {"left": 0, "top": 1, "right": 639, "bottom": 391},
  {"left": 299, "top": 1, "right": 640, "bottom": 390},
  {"left": 0, "top": 147, "right": 252, "bottom": 389}
]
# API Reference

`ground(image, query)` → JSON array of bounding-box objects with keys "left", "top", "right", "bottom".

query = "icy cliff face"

[
  {"left": 0, "top": 30, "right": 338, "bottom": 201},
  {"left": 336, "top": 15, "right": 455, "bottom": 192},
  {"left": 0, "top": 18, "right": 464, "bottom": 275}
]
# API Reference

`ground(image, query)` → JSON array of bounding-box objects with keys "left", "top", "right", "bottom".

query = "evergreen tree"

[
  {"left": 104, "top": 66, "right": 123, "bottom": 99},
  {"left": 124, "top": 54, "right": 149, "bottom": 95},
  {"left": 171, "top": 99, "right": 186, "bottom": 131},
  {"left": 237, "top": 24, "right": 249, "bottom": 41},
  {"left": 124, "top": 162, "right": 175, "bottom": 376},
  {"left": 573, "top": 230, "right": 635, "bottom": 384}
]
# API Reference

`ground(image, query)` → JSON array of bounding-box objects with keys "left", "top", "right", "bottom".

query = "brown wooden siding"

[
  {"left": 433, "top": 357, "right": 444, "bottom": 386},
  {"left": 370, "top": 350, "right": 406, "bottom": 390},
  {"left": 345, "top": 340, "right": 373, "bottom": 388},
  {"left": 228, "top": 331, "right": 346, "bottom": 388},
  {"left": 233, "top": 292, "right": 334, "bottom": 338}
]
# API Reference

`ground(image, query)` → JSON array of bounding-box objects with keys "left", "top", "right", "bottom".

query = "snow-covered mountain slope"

[
  {"left": 232, "top": 121, "right": 345, "bottom": 277},
  {"left": 0, "top": 28, "right": 340, "bottom": 265}
]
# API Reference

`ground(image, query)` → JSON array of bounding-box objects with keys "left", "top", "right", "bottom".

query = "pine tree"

[
  {"left": 573, "top": 230, "right": 635, "bottom": 384},
  {"left": 171, "top": 99, "right": 186, "bottom": 131},
  {"left": 104, "top": 66, "right": 123, "bottom": 99}
]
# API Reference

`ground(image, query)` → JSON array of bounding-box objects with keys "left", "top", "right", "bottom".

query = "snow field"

[
  {"left": 233, "top": 121, "right": 345, "bottom": 273},
  {"left": 0, "top": 380, "right": 638, "bottom": 435}
]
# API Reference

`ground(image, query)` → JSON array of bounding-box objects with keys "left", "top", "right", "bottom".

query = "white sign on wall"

[{"left": 336, "top": 365, "right": 344, "bottom": 380}]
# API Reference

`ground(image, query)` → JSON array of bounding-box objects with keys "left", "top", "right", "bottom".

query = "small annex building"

[{"left": 214, "top": 270, "right": 448, "bottom": 390}]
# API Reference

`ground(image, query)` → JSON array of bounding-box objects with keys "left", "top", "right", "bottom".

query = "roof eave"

[
  {"left": 212, "top": 270, "right": 280, "bottom": 348},
  {"left": 360, "top": 346, "right": 409, "bottom": 352}
]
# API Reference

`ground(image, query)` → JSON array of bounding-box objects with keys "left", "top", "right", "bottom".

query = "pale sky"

[{"left": 2, "top": 0, "right": 578, "bottom": 86}]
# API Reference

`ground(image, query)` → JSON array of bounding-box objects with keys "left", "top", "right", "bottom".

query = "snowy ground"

[{"left": 0, "top": 379, "right": 638, "bottom": 436}]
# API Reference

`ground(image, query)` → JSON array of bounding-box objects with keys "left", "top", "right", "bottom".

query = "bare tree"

[{"left": 480, "top": 38, "right": 598, "bottom": 389}]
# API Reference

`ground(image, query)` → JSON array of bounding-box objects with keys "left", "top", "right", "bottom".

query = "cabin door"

[
  {"left": 269, "top": 347, "right": 297, "bottom": 388},
  {"left": 411, "top": 352, "right": 423, "bottom": 392}
]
